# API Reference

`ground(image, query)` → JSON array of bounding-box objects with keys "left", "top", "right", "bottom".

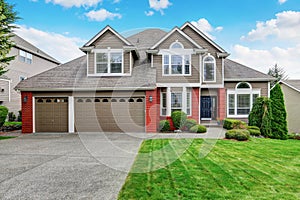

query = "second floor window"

[
  {"left": 163, "top": 54, "right": 190, "bottom": 75},
  {"left": 203, "top": 54, "right": 216, "bottom": 82},
  {"left": 95, "top": 50, "right": 123, "bottom": 74},
  {"left": 19, "top": 50, "right": 32, "bottom": 64}
]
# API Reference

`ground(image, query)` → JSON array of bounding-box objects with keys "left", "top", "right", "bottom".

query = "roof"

[
  {"left": 12, "top": 34, "right": 60, "bottom": 64},
  {"left": 15, "top": 56, "right": 156, "bottom": 91},
  {"left": 224, "top": 59, "right": 275, "bottom": 81},
  {"left": 279, "top": 80, "right": 300, "bottom": 93}
]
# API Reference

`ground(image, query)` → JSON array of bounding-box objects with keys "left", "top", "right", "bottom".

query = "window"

[
  {"left": 95, "top": 50, "right": 123, "bottom": 74},
  {"left": 163, "top": 54, "right": 191, "bottom": 75},
  {"left": 161, "top": 92, "right": 167, "bottom": 116},
  {"left": 203, "top": 54, "right": 216, "bottom": 82},
  {"left": 227, "top": 82, "right": 260, "bottom": 117},
  {"left": 171, "top": 93, "right": 182, "bottom": 113},
  {"left": 19, "top": 50, "right": 32, "bottom": 64},
  {"left": 186, "top": 91, "right": 191, "bottom": 115}
]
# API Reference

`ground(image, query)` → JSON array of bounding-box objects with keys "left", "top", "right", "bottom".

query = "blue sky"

[{"left": 7, "top": 0, "right": 300, "bottom": 78}]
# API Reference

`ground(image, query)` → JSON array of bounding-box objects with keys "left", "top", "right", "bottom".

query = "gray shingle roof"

[
  {"left": 127, "top": 29, "right": 167, "bottom": 49},
  {"left": 12, "top": 34, "right": 60, "bottom": 64},
  {"left": 15, "top": 56, "right": 156, "bottom": 91},
  {"left": 281, "top": 80, "right": 300, "bottom": 92},
  {"left": 224, "top": 59, "right": 274, "bottom": 81}
]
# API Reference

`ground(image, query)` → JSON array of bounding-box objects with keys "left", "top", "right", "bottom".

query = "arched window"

[
  {"left": 227, "top": 82, "right": 260, "bottom": 117},
  {"left": 111, "top": 99, "right": 117, "bottom": 102},
  {"left": 85, "top": 99, "right": 92, "bottom": 102},
  {"left": 37, "top": 99, "right": 43, "bottom": 103},
  {"left": 128, "top": 98, "right": 134, "bottom": 102},
  {"left": 119, "top": 99, "right": 125, "bottom": 102},
  {"left": 77, "top": 99, "right": 83, "bottom": 103},
  {"left": 102, "top": 99, "right": 109, "bottom": 102},
  {"left": 95, "top": 98, "right": 100, "bottom": 102},
  {"left": 170, "top": 41, "right": 184, "bottom": 49},
  {"left": 137, "top": 98, "right": 143, "bottom": 102},
  {"left": 203, "top": 54, "right": 216, "bottom": 82}
]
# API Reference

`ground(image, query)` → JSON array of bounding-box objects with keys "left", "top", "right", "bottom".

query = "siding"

[
  {"left": 92, "top": 30, "right": 126, "bottom": 48},
  {"left": 0, "top": 80, "right": 10, "bottom": 101},
  {"left": 157, "top": 31, "right": 197, "bottom": 49},
  {"left": 281, "top": 84, "right": 300, "bottom": 133},
  {"left": 225, "top": 82, "right": 268, "bottom": 97}
]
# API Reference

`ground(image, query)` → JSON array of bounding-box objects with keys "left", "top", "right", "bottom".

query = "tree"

[
  {"left": 267, "top": 64, "right": 287, "bottom": 88},
  {"left": 0, "top": 0, "right": 19, "bottom": 76},
  {"left": 270, "top": 84, "right": 288, "bottom": 139},
  {"left": 248, "top": 97, "right": 272, "bottom": 137}
]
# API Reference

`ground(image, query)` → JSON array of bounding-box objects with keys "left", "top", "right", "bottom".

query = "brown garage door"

[
  {"left": 35, "top": 97, "right": 68, "bottom": 132},
  {"left": 75, "top": 97, "right": 145, "bottom": 132}
]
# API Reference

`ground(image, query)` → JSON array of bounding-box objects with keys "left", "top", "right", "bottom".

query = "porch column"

[
  {"left": 182, "top": 87, "right": 187, "bottom": 114},
  {"left": 68, "top": 96, "right": 75, "bottom": 133},
  {"left": 167, "top": 87, "right": 171, "bottom": 116}
]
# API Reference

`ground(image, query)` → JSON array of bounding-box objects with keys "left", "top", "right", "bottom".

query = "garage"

[
  {"left": 35, "top": 97, "right": 68, "bottom": 132},
  {"left": 75, "top": 97, "right": 145, "bottom": 132}
]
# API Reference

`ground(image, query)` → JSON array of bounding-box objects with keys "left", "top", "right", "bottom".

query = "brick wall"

[
  {"left": 191, "top": 87, "right": 200, "bottom": 122},
  {"left": 21, "top": 92, "right": 33, "bottom": 133},
  {"left": 145, "top": 89, "right": 158, "bottom": 132},
  {"left": 218, "top": 88, "right": 226, "bottom": 120}
]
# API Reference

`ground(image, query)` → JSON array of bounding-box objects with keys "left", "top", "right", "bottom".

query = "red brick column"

[
  {"left": 218, "top": 88, "right": 226, "bottom": 120},
  {"left": 145, "top": 89, "right": 158, "bottom": 133},
  {"left": 21, "top": 92, "right": 33, "bottom": 133},
  {"left": 191, "top": 88, "right": 200, "bottom": 123}
]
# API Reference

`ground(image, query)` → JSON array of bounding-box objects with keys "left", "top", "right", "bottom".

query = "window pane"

[
  {"left": 111, "top": 52, "right": 122, "bottom": 63},
  {"left": 96, "top": 53, "right": 107, "bottom": 62},
  {"left": 228, "top": 94, "right": 235, "bottom": 115},
  {"left": 170, "top": 42, "right": 183, "bottom": 49},
  {"left": 164, "top": 65, "right": 169, "bottom": 74},
  {"left": 164, "top": 55, "right": 169, "bottom": 64},
  {"left": 172, "top": 65, "right": 182, "bottom": 74},
  {"left": 237, "top": 82, "right": 250, "bottom": 89},
  {"left": 171, "top": 93, "right": 182, "bottom": 108},
  {"left": 96, "top": 64, "right": 108, "bottom": 73},
  {"left": 204, "top": 63, "right": 214, "bottom": 81},
  {"left": 186, "top": 92, "right": 191, "bottom": 115},
  {"left": 237, "top": 94, "right": 250, "bottom": 115},
  {"left": 162, "top": 93, "right": 166, "bottom": 108},
  {"left": 111, "top": 63, "right": 122, "bottom": 73},
  {"left": 20, "top": 50, "right": 26, "bottom": 57},
  {"left": 171, "top": 55, "right": 183, "bottom": 74},
  {"left": 204, "top": 56, "right": 214, "bottom": 62},
  {"left": 184, "top": 55, "right": 190, "bottom": 74}
]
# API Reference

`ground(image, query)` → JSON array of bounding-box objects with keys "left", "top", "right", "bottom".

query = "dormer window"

[
  {"left": 203, "top": 54, "right": 216, "bottom": 82},
  {"left": 162, "top": 41, "right": 191, "bottom": 76},
  {"left": 95, "top": 49, "right": 123, "bottom": 74}
]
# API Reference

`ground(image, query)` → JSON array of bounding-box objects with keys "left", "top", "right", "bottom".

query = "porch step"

[{"left": 200, "top": 120, "right": 222, "bottom": 127}]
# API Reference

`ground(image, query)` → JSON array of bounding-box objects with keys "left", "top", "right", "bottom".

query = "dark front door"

[{"left": 201, "top": 96, "right": 217, "bottom": 120}]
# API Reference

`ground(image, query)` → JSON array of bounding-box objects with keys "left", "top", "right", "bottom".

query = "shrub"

[
  {"left": 17, "top": 110, "right": 22, "bottom": 122},
  {"left": 247, "top": 126, "right": 261, "bottom": 136},
  {"left": 190, "top": 124, "right": 207, "bottom": 133},
  {"left": 184, "top": 119, "right": 197, "bottom": 130},
  {"left": 225, "top": 129, "right": 250, "bottom": 141},
  {"left": 159, "top": 120, "right": 170, "bottom": 132},
  {"left": 223, "top": 119, "right": 246, "bottom": 130},
  {"left": 8, "top": 112, "right": 16, "bottom": 122},
  {"left": 171, "top": 111, "right": 187, "bottom": 130},
  {"left": 247, "top": 126, "right": 260, "bottom": 131},
  {"left": 0, "top": 106, "right": 8, "bottom": 127},
  {"left": 270, "top": 84, "right": 288, "bottom": 140},
  {"left": 1, "top": 122, "right": 22, "bottom": 132}
]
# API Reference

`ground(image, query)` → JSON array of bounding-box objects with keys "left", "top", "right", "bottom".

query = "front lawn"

[
  {"left": 0, "top": 136, "right": 16, "bottom": 140},
  {"left": 118, "top": 139, "right": 300, "bottom": 200}
]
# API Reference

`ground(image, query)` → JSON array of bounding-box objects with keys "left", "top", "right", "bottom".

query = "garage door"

[
  {"left": 35, "top": 97, "right": 68, "bottom": 132},
  {"left": 75, "top": 97, "right": 145, "bottom": 132}
]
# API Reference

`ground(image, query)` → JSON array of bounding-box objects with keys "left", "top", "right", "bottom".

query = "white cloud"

[
  {"left": 242, "top": 11, "right": 300, "bottom": 42},
  {"left": 149, "top": 0, "right": 172, "bottom": 14},
  {"left": 145, "top": 11, "right": 154, "bottom": 16},
  {"left": 231, "top": 44, "right": 300, "bottom": 78},
  {"left": 278, "top": 0, "right": 287, "bottom": 4},
  {"left": 85, "top": 9, "right": 122, "bottom": 22},
  {"left": 14, "top": 25, "right": 85, "bottom": 63},
  {"left": 191, "top": 18, "right": 223, "bottom": 40},
  {"left": 45, "top": 0, "right": 102, "bottom": 8}
]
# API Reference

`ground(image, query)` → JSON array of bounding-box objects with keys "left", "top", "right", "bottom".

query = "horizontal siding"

[
  {"left": 0, "top": 80, "right": 9, "bottom": 101},
  {"left": 92, "top": 30, "right": 125, "bottom": 49},
  {"left": 124, "top": 52, "right": 130, "bottom": 74},
  {"left": 158, "top": 31, "right": 197, "bottom": 49}
]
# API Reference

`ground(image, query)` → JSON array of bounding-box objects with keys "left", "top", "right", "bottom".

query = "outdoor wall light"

[
  {"left": 23, "top": 96, "right": 28, "bottom": 103},
  {"left": 149, "top": 95, "right": 153, "bottom": 103}
]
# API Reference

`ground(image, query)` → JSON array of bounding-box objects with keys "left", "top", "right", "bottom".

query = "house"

[
  {"left": 15, "top": 22, "right": 274, "bottom": 133},
  {"left": 1, "top": 34, "right": 60, "bottom": 116},
  {"left": 278, "top": 80, "right": 300, "bottom": 133}
]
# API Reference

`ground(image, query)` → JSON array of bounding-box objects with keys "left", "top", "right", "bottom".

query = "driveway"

[{"left": 0, "top": 133, "right": 143, "bottom": 200}]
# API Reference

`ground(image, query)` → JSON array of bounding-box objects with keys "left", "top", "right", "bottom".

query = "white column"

[
  {"left": 182, "top": 87, "right": 187, "bottom": 114},
  {"left": 68, "top": 96, "right": 75, "bottom": 133},
  {"left": 167, "top": 87, "right": 171, "bottom": 116}
]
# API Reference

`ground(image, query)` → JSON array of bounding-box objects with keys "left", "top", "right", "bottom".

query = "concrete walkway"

[{"left": 0, "top": 128, "right": 225, "bottom": 199}]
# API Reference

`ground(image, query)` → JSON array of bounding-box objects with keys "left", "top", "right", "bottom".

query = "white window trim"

[
  {"left": 203, "top": 54, "right": 216, "bottom": 83},
  {"left": 227, "top": 83, "right": 261, "bottom": 118},
  {"left": 94, "top": 48, "right": 124, "bottom": 76},
  {"left": 162, "top": 54, "right": 192, "bottom": 76},
  {"left": 19, "top": 50, "right": 33, "bottom": 64}
]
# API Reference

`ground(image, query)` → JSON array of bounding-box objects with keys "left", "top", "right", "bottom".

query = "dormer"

[{"left": 80, "top": 26, "right": 138, "bottom": 77}]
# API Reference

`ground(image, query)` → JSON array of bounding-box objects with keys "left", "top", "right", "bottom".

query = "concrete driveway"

[{"left": 0, "top": 133, "right": 143, "bottom": 200}]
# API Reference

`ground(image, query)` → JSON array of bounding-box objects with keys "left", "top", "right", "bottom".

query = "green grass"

[
  {"left": 0, "top": 136, "right": 16, "bottom": 140},
  {"left": 118, "top": 139, "right": 300, "bottom": 200},
  {"left": 3, "top": 121, "right": 22, "bottom": 126}
]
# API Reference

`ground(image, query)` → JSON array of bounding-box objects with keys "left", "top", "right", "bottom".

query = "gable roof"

[
  {"left": 12, "top": 34, "right": 60, "bottom": 64},
  {"left": 180, "top": 22, "right": 227, "bottom": 53},
  {"left": 83, "top": 25, "right": 133, "bottom": 47},
  {"left": 279, "top": 80, "right": 300, "bottom": 93},
  {"left": 15, "top": 56, "right": 156, "bottom": 91},
  {"left": 224, "top": 59, "right": 275, "bottom": 81},
  {"left": 150, "top": 27, "right": 204, "bottom": 50}
]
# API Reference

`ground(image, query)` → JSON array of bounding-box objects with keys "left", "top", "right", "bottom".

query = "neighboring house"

[
  {"left": 16, "top": 22, "right": 274, "bottom": 133},
  {"left": 278, "top": 80, "right": 300, "bottom": 133},
  {"left": 0, "top": 34, "right": 60, "bottom": 115}
]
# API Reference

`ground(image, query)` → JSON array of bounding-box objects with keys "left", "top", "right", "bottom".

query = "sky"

[{"left": 7, "top": 0, "right": 300, "bottom": 78}]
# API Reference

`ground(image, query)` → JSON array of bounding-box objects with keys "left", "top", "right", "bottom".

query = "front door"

[{"left": 201, "top": 96, "right": 217, "bottom": 120}]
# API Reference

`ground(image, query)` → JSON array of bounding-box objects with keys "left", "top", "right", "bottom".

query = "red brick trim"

[
  {"left": 21, "top": 92, "right": 33, "bottom": 133},
  {"left": 218, "top": 88, "right": 226, "bottom": 120},
  {"left": 145, "top": 89, "right": 158, "bottom": 133}
]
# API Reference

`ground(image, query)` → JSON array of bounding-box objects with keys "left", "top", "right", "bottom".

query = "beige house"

[
  {"left": 279, "top": 80, "right": 300, "bottom": 133},
  {"left": 0, "top": 34, "right": 60, "bottom": 115}
]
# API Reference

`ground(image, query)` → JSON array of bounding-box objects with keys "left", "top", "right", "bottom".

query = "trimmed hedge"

[
  {"left": 223, "top": 119, "right": 247, "bottom": 130},
  {"left": 225, "top": 129, "right": 250, "bottom": 141},
  {"left": 0, "top": 106, "right": 8, "bottom": 127},
  {"left": 184, "top": 119, "right": 197, "bottom": 130},
  {"left": 247, "top": 125, "right": 261, "bottom": 136},
  {"left": 171, "top": 111, "right": 187, "bottom": 129},
  {"left": 190, "top": 124, "right": 207, "bottom": 133},
  {"left": 1, "top": 122, "right": 22, "bottom": 132},
  {"left": 159, "top": 120, "right": 170, "bottom": 132}
]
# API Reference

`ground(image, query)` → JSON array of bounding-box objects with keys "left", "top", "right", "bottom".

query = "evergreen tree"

[
  {"left": 270, "top": 84, "right": 288, "bottom": 139},
  {"left": 0, "top": 0, "right": 19, "bottom": 76},
  {"left": 267, "top": 64, "right": 287, "bottom": 88}
]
